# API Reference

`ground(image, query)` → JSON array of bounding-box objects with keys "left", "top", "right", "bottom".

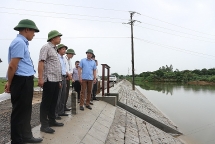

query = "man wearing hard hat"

[{"left": 5, "top": 19, "right": 43, "bottom": 143}]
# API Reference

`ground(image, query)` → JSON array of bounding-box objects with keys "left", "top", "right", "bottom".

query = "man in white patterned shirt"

[
  {"left": 38, "top": 30, "right": 64, "bottom": 134},
  {"left": 64, "top": 49, "right": 76, "bottom": 111}
]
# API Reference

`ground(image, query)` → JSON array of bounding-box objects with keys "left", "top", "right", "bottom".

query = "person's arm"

[
  {"left": 5, "top": 58, "right": 20, "bottom": 93},
  {"left": 93, "top": 69, "right": 97, "bottom": 84},
  {"left": 37, "top": 46, "right": 48, "bottom": 87},
  {"left": 78, "top": 67, "right": 82, "bottom": 83},
  {"left": 5, "top": 41, "right": 25, "bottom": 93},
  {"left": 93, "top": 61, "right": 97, "bottom": 84},
  {"left": 38, "top": 61, "right": 44, "bottom": 87}
]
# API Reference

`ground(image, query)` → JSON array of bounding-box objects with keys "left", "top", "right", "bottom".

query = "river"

[{"left": 136, "top": 82, "right": 215, "bottom": 144}]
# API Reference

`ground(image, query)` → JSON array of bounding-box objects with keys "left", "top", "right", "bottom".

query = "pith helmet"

[
  {"left": 57, "top": 44, "right": 68, "bottom": 50},
  {"left": 14, "top": 19, "right": 39, "bottom": 32},
  {"left": 47, "top": 30, "right": 62, "bottom": 42},
  {"left": 66, "top": 49, "right": 76, "bottom": 55},
  {"left": 86, "top": 49, "right": 94, "bottom": 54}
]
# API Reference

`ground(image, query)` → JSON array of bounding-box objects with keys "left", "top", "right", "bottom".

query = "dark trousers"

[
  {"left": 73, "top": 81, "right": 81, "bottom": 100},
  {"left": 10, "top": 75, "right": 34, "bottom": 144},
  {"left": 40, "top": 81, "right": 59, "bottom": 128},
  {"left": 92, "top": 81, "right": 98, "bottom": 100},
  {"left": 56, "top": 77, "right": 66, "bottom": 115},
  {"left": 64, "top": 80, "right": 70, "bottom": 108}
]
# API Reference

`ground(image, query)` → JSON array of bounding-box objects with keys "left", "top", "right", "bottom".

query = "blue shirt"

[
  {"left": 79, "top": 58, "right": 97, "bottom": 80},
  {"left": 58, "top": 54, "right": 66, "bottom": 75},
  {"left": 8, "top": 34, "right": 35, "bottom": 76}
]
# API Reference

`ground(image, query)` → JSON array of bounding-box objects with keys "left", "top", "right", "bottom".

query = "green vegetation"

[
  {"left": 0, "top": 78, "right": 7, "bottom": 94},
  {"left": 127, "top": 65, "right": 215, "bottom": 83},
  {"left": 0, "top": 78, "right": 39, "bottom": 94}
]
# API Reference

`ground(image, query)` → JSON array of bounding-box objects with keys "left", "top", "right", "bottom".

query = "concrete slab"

[
  {"left": 96, "top": 96, "right": 117, "bottom": 106},
  {"left": 30, "top": 101, "right": 116, "bottom": 144}
]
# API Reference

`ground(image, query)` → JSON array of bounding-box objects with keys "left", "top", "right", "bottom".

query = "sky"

[{"left": 0, "top": 0, "right": 215, "bottom": 77}]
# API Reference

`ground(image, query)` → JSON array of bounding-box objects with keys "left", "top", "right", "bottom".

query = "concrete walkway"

[{"left": 31, "top": 101, "right": 116, "bottom": 144}]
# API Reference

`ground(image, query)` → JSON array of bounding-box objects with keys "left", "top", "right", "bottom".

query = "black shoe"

[
  {"left": 86, "top": 105, "right": 92, "bottom": 110},
  {"left": 59, "top": 113, "right": 69, "bottom": 116},
  {"left": 80, "top": 106, "right": 84, "bottom": 111},
  {"left": 40, "top": 127, "right": 55, "bottom": 133},
  {"left": 23, "top": 137, "right": 43, "bottom": 143},
  {"left": 90, "top": 101, "right": 94, "bottom": 105},
  {"left": 56, "top": 116, "right": 61, "bottom": 120},
  {"left": 93, "top": 98, "right": 99, "bottom": 101},
  {"left": 64, "top": 108, "right": 71, "bottom": 111},
  {"left": 49, "top": 122, "right": 64, "bottom": 127}
]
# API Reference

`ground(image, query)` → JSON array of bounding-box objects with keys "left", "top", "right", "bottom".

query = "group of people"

[{"left": 5, "top": 19, "right": 100, "bottom": 144}]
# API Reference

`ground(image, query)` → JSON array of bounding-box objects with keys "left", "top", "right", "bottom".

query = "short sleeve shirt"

[
  {"left": 39, "top": 42, "right": 62, "bottom": 82},
  {"left": 8, "top": 34, "right": 35, "bottom": 76},
  {"left": 79, "top": 58, "right": 97, "bottom": 80}
]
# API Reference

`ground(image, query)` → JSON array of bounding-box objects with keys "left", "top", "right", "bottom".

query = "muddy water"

[{"left": 136, "top": 83, "right": 215, "bottom": 144}]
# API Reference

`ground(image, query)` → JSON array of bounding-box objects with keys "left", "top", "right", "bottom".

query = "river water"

[{"left": 136, "top": 82, "right": 215, "bottom": 144}]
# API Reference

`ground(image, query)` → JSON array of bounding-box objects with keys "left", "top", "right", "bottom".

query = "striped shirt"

[{"left": 39, "top": 42, "right": 62, "bottom": 82}]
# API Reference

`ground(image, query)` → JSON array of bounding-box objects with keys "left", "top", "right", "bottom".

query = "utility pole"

[{"left": 123, "top": 11, "right": 141, "bottom": 90}]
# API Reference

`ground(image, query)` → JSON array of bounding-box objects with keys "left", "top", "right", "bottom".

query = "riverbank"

[
  {"left": 187, "top": 80, "right": 215, "bottom": 85},
  {"left": 127, "top": 77, "right": 215, "bottom": 86}
]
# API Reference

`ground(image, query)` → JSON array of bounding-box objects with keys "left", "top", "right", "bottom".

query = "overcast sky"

[{"left": 0, "top": 0, "right": 215, "bottom": 77}]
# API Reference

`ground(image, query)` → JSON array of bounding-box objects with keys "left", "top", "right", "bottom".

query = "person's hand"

[
  {"left": 4, "top": 82, "right": 11, "bottom": 93},
  {"left": 72, "top": 79, "right": 75, "bottom": 83},
  {"left": 79, "top": 78, "right": 82, "bottom": 84},
  {"left": 93, "top": 79, "right": 97, "bottom": 84},
  {"left": 66, "top": 77, "right": 70, "bottom": 80},
  {"left": 38, "top": 78, "right": 44, "bottom": 88},
  {"left": 59, "top": 82, "right": 62, "bottom": 88}
]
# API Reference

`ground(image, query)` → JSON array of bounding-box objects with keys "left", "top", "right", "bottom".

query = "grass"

[{"left": 0, "top": 78, "right": 7, "bottom": 94}]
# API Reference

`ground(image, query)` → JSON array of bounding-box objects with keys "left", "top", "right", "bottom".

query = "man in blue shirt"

[
  {"left": 5, "top": 19, "right": 43, "bottom": 144},
  {"left": 78, "top": 49, "right": 97, "bottom": 110}
]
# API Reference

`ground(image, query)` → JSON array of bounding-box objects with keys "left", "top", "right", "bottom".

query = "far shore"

[{"left": 187, "top": 81, "right": 215, "bottom": 85}]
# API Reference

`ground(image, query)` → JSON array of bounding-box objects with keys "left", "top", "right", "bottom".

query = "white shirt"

[{"left": 64, "top": 55, "right": 72, "bottom": 74}]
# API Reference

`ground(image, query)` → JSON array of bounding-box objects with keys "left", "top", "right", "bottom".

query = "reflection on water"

[
  {"left": 137, "top": 82, "right": 215, "bottom": 144},
  {"left": 139, "top": 82, "right": 215, "bottom": 96}
]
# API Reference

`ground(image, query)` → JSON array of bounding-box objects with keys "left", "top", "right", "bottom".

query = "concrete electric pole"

[{"left": 123, "top": 11, "right": 141, "bottom": 90}]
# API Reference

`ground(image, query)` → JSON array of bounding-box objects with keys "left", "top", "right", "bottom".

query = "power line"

[
  {"left": 0, "top": 7, "right": 128, "bottom": 21},
  {"left": 18, "top": 0, "right": 215, "bottom": 37},
  {"left": 134, "top": 37, "right": 215, "bottom": 59},
  {"left": 18, "top": 0, "right": 128, "bottom": 12},
  {"left": 0, "top": 37, "right": 130, "bottom": 40},
  {"left": 139, "top": 22, "right": 215, "bottom": 40},
  {"left": 135, "top": 25, "right": 215, "bottom": 43},
  {"left": 0, "top": 11, "right": 122, "bottom": 24},
  {"left": 140, "top": 14, "right": 215, "bottom": 37},
  {"left": 1, "top": 6, "right": 215, "bottom": 42}
]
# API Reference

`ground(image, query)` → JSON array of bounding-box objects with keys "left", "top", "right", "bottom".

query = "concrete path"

[
  {"left": 30, "top": 101, "right": 116, "bottom": 144},
  {"left": 0, "top": 93, "right": 10, "bottom": 102}
]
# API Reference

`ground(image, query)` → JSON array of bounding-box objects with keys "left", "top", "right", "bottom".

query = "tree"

[{"left": 111, "top": 73, "right": 119, "bottom": 77}]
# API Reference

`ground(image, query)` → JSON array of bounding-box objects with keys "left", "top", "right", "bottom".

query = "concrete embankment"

[{"left": 117, "top": 80, "right": 178, "bottom": 131}]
